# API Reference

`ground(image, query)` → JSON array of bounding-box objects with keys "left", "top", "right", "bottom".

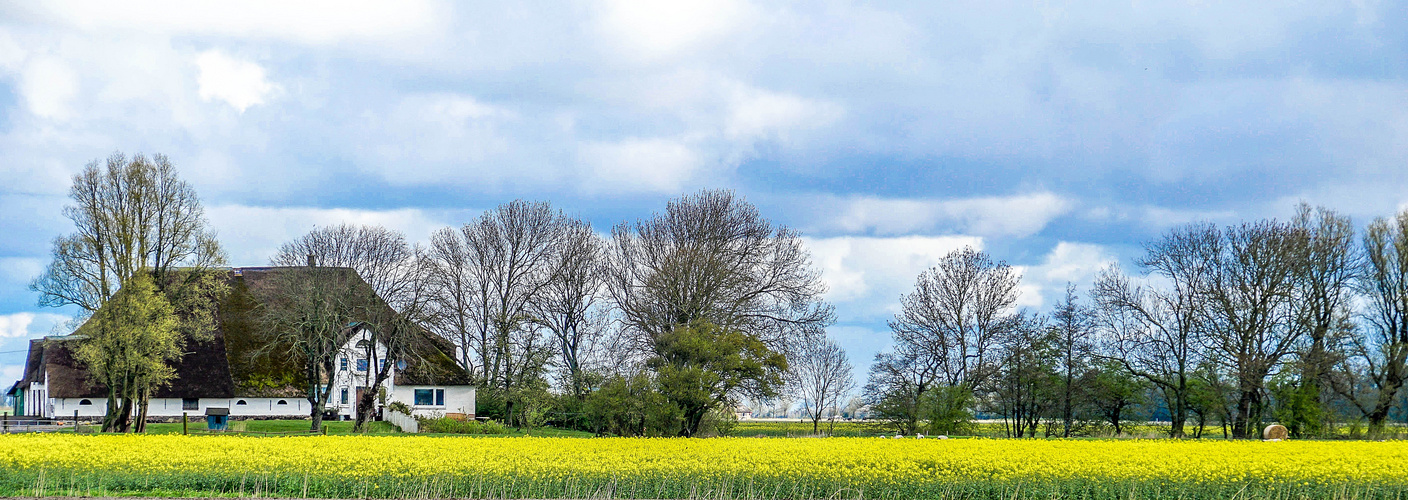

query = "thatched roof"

[
  {"left": 19, "top": 266, "right": 471, "bottom": 400},
  {"left": 395, "top": 333, "right": 473, "bottom": 386}
]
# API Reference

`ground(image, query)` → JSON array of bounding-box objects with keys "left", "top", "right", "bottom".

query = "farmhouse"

[{"left": 4, "top": 266, "right": 474, "bottom": 421}]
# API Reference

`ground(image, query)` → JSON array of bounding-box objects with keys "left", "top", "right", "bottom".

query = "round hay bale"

[{"left": 1262, "top": 424, "right": 1289, "bottom": 440}]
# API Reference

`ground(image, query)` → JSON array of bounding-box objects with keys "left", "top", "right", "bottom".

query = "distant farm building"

[{"left": 4, "top": 267, "right": 474, "bottom": 420}]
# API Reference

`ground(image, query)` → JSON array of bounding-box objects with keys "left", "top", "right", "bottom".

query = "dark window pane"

[
  {"left": 414, "top": 389, "right": 433, "bottom": 405},
  {"left": 356, "top": 359, "right": 368, "bottom": 371},
  {"left": 182, "top": 398, "right": 198, "bottom": 410},
  {"left": 435, "top": 389, "right": 444, "bottom": 406}
]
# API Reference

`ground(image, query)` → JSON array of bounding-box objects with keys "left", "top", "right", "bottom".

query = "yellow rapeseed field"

[{"left": 0, "top": 434, "right": 1405, "bottom": 498}]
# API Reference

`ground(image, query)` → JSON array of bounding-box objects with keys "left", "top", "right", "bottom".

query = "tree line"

[
  {"left": 32, "top": 153, "right": 847, "bottom": 435},
  {"left": 865, "top": 204, "right": 1408, "bottom": 439},
  {"left": 35, "top": 153, "right": 1408, "bottom": 439}
]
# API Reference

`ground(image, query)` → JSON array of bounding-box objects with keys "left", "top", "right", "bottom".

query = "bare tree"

[
  {"left": 607, "top": 190, "right": 832, "bottom": 436},
  {"left": 531, "top": 219, "right": 609, "bottom": 397},
  {"left": 1051, "top": 283, "right": 1095, "bottom": 437},
  {"left": 424, "top": 201, "right": 569, "bottom": 425},
  {"left": 350, "top": 250, "right": 436, "bottom": 431},
  {"left": 31, "top": 152, "right": 227, "bottom": 432},
  {"left": 1343, "top": 208, "right": 1408, "bottom": 434},
  {"left": 273, "top": 224, "right": 427, "bottom": 431},
  {"left": 257, "top": 266, "right": 366, "bottom": 432},
  {"left": 1093, "top": 224, "right": 1216, "bottom": 439},
  {"left": 1196, "top": 220, "right": 1307, "bottom": 438},
  {"left": 423, "top": 226, "right": 482, "bottom": 375},
  {"left": 788, "top": 334, "right": 854, "bottom": 434},
  {"left": 889, "top": 246, "right": 1019, "bottom": 390},
  {"left": 606, "top": 189, "right": 833, "bottom": 355},
  {"left": 1284, "top": 204, "right": 1356, "bottom": 437}
]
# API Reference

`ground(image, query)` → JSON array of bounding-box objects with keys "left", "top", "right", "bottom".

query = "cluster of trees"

[
  {"left": 865, "top": 204, "right": 1408, "bottom": 439},
  {"left": 33, "top": 154, "right": 852, "bottom": 436},
  {"left": 401, "top": 192, "right": 843, "bottom": 436},
  {"left": 31, "top": 153, "right": 228, "bottom": 432},
  {"left": 45, "top": 153, "right": 1408, "bottom": 440}
]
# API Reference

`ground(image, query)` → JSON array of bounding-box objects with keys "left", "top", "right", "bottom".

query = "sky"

[{"left": 2, "top": 0, "right": 1407, "bottom": 387}]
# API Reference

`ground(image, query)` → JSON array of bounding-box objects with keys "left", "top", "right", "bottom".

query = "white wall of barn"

[
  {"left": 25, "top": 327, "right": 476, "bottom": 422},
  {"left": 50, "top": 397, "right": 311, "bottom": 419}
]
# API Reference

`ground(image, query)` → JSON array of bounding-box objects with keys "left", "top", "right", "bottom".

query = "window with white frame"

[{"left": 413, "top": 388, "right": 445, "bottom": 406}]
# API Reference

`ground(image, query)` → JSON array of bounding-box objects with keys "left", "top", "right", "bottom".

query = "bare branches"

[
  {"left": 30, "top": 152, "right": 227, "bottom": 432},
  {"left": 1092, "top": 223, "right": 1215, "bottom": 438},
  {"left": 888, "top": 246, "right": 1019, "bottom": 389},
  {"left": 607, "top": 189, "right": 834, "bottom": 357},
  {"left": 272, "top": 223, "right": 414, "bottom": 303},
  {"left": 1351, "top": 208, "right": 1408, "bottom": 432},
  {"left": 788, "top": 334, "right": 854, "bottom": 434},
  {"left": 33, "top": 152, "right": 227, "bottom": 315}
]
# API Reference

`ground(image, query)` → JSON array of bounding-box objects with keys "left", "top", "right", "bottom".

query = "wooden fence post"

[
  {"left": 73, "top": 410, "right": 78, "bottom": 433},
  {"left": 182, "top": 412, "right": 188, "bottom": 435}
]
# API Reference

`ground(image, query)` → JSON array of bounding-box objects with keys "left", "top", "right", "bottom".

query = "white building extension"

[{"left": 324, "top": 325, "right": 476, "bottom": 419}]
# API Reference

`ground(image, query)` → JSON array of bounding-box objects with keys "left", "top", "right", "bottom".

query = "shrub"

[
  {"left": 386, "top": 401, "right": 413, "bottom": 416},
  {"left": 420, "top": 417, "right": 509, "bottom": 435}
]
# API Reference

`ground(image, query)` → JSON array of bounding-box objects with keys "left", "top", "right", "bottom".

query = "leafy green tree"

[
  {"left": 650, "top": 321, "right": 787, "bottom": 437},
  {"left": 75, "top": 273, "right": 180, "bottom": 432},
  {"left": 919, "top": 385, "right": 974, "bottom": 435},
  {"left": 31, "top": 152, "right": 227, "bottom": 432},
  {"left": 583, "top": 372, "right": 677, "bottom": 436},
  {"left": 1084, "top": 359, "right": 1148, "bottom": 436}
]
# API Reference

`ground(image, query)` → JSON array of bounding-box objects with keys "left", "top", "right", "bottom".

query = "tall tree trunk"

[
  {"left": 1368, "top": 360, "right": 1406, "bottom": 436},
  {"left": 133, "top": 386, "right": 149, "bottom": 433},
  {"left": 1233, "top": 388, "right": 1257, "bottom": 439},
  {"left": 353, "top": 391, "right": 377, "bottom": 432},
  {"left": 102, "top": 392, "right": 120, "bottom": 432},
  {"left": 1169, "top": 388, "right": 1187, "bottom": 438}
]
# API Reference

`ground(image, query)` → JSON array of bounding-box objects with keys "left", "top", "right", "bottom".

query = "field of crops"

[
  {"left": 2, "top": 434, "right": 1407, "bottom": 499},
  {"left": 734, "top": 419, "right": 1202, "bottom": 438}
]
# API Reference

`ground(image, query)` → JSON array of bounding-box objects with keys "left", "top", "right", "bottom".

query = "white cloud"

[
  {"left": 0, "top": 312, "right": 69, "bottom": 339},
  {"left": 0, "top": 365, "right": 22, "bottom": 385},
  {"left": 822, "top": 192, "right": 1072, "bottom": 237},
  {"left": 19, "top": 57, "right": 79, "bottom": 120},
  {"left": 580, "top": 137, "right": 702, "bottom": 194},
  {"left": 357, "top": 93, "right": 524, "bottom": 186},
  {"left": 597, "top": 0, "right": 752, "bottom": 59},
  {"left": 725, "top": 83, "right": 843, "bottom": 142},
  {"left": 805, "top": 235, "right": 982, "bottom": 319},
  {"left": 205, "top": 205, "right": 471, "bottom": 266},
  {"left": 1012, "top": 242, "right": 1117, "bottom": 309},
  {"left": 27, "top": 0, "right": 442, "bottom": 45},
  {"left": 195, "top": 50, "right": 278, "bottom": 113}
]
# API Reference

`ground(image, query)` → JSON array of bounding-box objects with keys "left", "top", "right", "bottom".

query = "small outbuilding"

[{"left": 205, "top": 407, "right": 230, "bottom": 431}]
